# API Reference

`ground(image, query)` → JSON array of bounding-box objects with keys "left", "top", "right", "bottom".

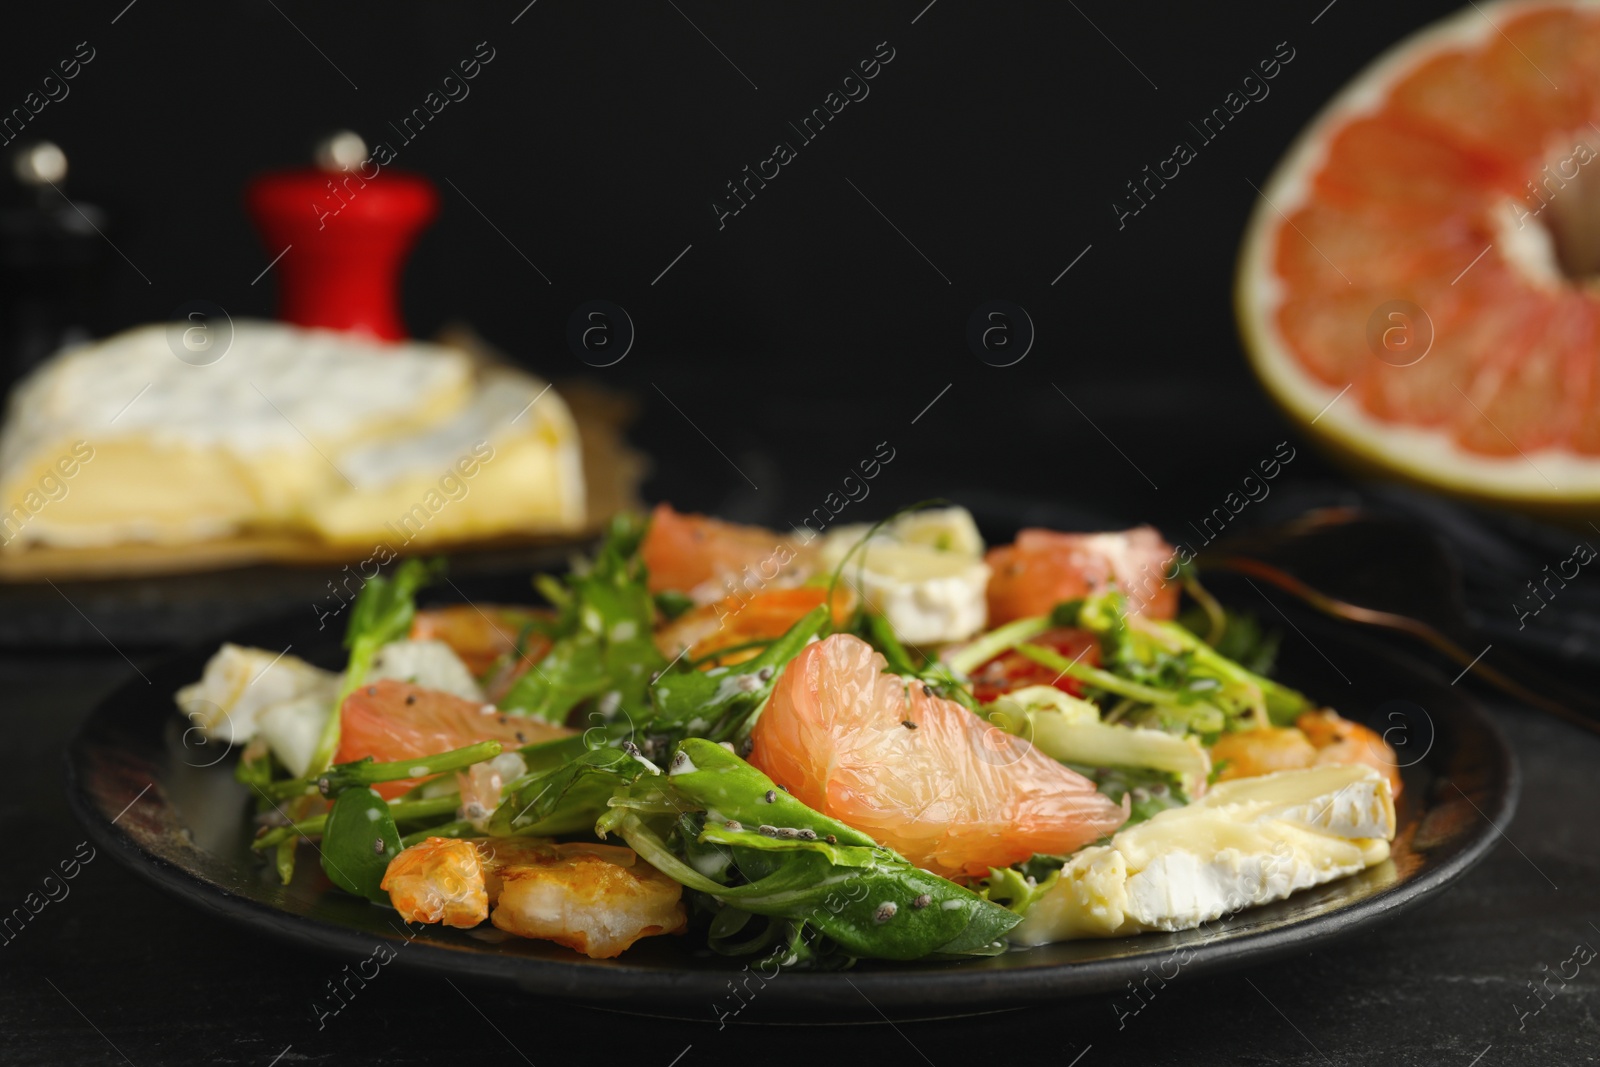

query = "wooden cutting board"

[{"left": 0, "top": 379, "right": 645, "bottom": 583}]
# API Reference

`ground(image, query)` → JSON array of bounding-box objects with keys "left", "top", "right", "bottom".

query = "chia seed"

[
  {"left": 874, "top": 902, "right": 898, "bottom": 924},
  {"left": 764, "top": 790, "right": 777, "bottom": 804},
  {"left": 912, "top": 894, "right": 932, "bottom": 909},
  {"left": 902, "top": 719, "right": 917, "bottom": 730}
]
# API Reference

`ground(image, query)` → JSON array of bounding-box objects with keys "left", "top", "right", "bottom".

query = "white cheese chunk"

[
  {"left": 174, "top": 643, "right": 338, "bottom": 744},
  {"left": 368, "top": 639, "right": 483, "bottom": 700},
  {"left": 819, "top": 517, "right": 990, "bottom": 645},
  {"left": 257, "top": 693, "right": 334, "bottom": 778},
  {"left": 1011, "top": 763, "right": 1396, "bottom": 945}
]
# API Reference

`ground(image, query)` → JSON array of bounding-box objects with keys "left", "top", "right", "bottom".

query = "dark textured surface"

[{"left": 5, "top": 649, "right": 1597, "bottom": 1066}]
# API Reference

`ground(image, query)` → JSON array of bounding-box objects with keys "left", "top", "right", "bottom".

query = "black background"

[{"left": 0, "top": 0, "right": 1461, "bottom": 529}]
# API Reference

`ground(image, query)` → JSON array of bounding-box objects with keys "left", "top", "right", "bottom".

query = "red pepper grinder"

[{"left": 246, "top": 132, "right": 438, "bottom": 341}]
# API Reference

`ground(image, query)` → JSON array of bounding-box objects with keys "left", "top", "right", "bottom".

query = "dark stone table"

[{"left": 4, "top": 649, "right": 1595, "bottom": 1067}]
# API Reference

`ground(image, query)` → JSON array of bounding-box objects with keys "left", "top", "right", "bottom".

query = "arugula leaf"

[
  {"left": 499, "top": 514, "right": 666, "bottom": 724},
  {"left": 653, "top": 590, "right": 695, "bottom": 621},
  {"left": 1068, "top": 762, "right": 1188, "bottom": 825},
  {"left": 1181, "top": 605, "right": 1282, "bottom": 676},
  {"left": 487, "top": 746, "right": 656, "bottom": 836},
  {"left": 979, "top": 865, "right": 1057, "bottom": 915},
  {"left": 602, "top": 739, "right": 1020, "bottom": 962},
  {"left": 1037, "top": 591, "right": 1312, "bottom": 731},
  {"left": 644, "top": 604, "right": 829, "bottom": 744},
  {"left": 307, "top": 557, "right": 444, "bottom": 776}
]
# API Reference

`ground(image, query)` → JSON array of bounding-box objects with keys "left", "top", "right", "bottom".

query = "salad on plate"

[{"left": 176, "top": 503, "right": 1400, "bottom": 967}]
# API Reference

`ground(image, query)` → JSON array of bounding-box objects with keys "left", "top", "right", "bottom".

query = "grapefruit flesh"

[
  {"left": 748, "top": 633, "right": 1129, "bottom": 880},
  {"left": 336, "top": 679, "right": 571, "bottom": 798},
  {"left": 640, "top": 503, "right": 815, "bottom": 601},
  {"left": 984, "top": 527, "right": 1180, "bottom": 625},
  {"left": 653, "top": 585, "right": 852, "bottom": 666},
  {"left": 1237, "top": 1, "right": 1600, "bottom": 505},
  {"left": 409, "top": 605, "right": 552, "bottom": 677}
]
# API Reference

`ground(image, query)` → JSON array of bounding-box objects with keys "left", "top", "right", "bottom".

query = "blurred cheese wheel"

[{"left": 0, "top": 321, "right": 584, "bottom": 550}]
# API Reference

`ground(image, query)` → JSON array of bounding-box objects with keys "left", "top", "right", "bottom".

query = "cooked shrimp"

[
  {"left": 380, "top": 837, "right": 686, "bottom": 958},
  {"left": 478, "top": 839, "right": 687, "bottom": 959},
  {"left": 381, "top": 837, "right": 489, "bottom": 929},
  {"left": 1209, "top": 726, "right": 1318, "bottom": 781},
  {"left": 1209, "top": 710, "right": 1403, "bottom": 798},
  {"left": 1297, "top": 708, "right": 1404, "bottom": 798}
]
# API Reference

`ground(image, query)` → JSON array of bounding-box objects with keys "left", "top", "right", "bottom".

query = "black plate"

[{"left": 65, "top": 608, "right": 1516, "bottom": 1017}]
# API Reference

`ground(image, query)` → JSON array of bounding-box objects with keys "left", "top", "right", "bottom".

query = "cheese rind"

[
  {"left": 1010, "top": 763, "right": 1396, "bottom": 945},
  {"left": 0, "top": 322, "right": 584, "bottom": 551},
  {"left": 818, "top": 508, "right": 990, "bottom": 644}
]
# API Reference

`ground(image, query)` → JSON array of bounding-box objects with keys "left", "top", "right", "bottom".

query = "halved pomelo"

[
  {"left": 1237, "top": 0, "right": 1600, "bottom": 507},
  {"left": 747, "top": 633, "right": 1129, "bottom": 880}
]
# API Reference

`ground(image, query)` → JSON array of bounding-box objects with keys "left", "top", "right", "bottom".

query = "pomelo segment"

[
  {"left": 748, "top": 633, "right": 1128, "bottom": 880},
  {"left": 985, "top": 527, "right": 1179, "bottom": 625},
  {"left": 336, "top": 679, "right": 571, "bottom": 798},
  {"left": 640, "top": 504, "right": 814, "bottom": 602},
  {"left": 1237, "top": 0, "right": 1600, "bottom": 507}
]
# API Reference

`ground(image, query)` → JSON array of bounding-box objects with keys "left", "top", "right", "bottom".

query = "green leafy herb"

[
  {"left": 643, "top": 604, "right": 829, "bottom": 745},
  {"left": 1068, "top": 762, "right": 1188, "bottom": 826},
  {"left": 307, "top": 557, "right": 444, "bottom": 775},
  {"left": 653, "top": 590, "right": 695, "bottom": 621},
  {"left": 498, "top": 514, "right": 666, "bottom": 724},
  {"left": 1027, "top": 591, "right": 1312, "bottom": 732},
  {"left": 599, "top": 739, "right": 1020, "bottom": 963},
  {"left": 1182, "top": 606, "right": 1282, "bottom": 677},
  {"left": 319, "top": 787, "right": 403, "bottom": 903},
  {"left": 488, "top": 746, "right": 657, "bottom": 837}
]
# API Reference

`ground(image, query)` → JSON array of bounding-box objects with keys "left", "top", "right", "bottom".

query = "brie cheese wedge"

[
  {"left": 174, "top": 643, "right": 339, "bottom": 744},
  {"left": 368, "top": 639, "right": 483, "bottom": 700},
  {"left": 0, "top": 321, "right": 585, "bottom": 551},
  {"left": 1011, "top": 763, "right": 1396, "bottom": 945},
  {"left": 818, "top": 507, "right": 990, "bottom": 644}
]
